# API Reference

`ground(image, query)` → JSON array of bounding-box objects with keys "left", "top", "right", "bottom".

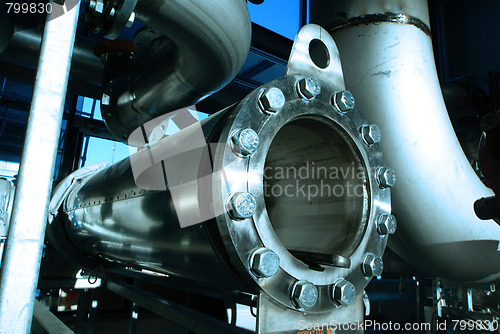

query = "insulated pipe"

[
  {"left": 324, "top": 0, "right": 500, "bottom": 282},
  {"left": 101, "top": 0, "right": 251, "bottom": 142}
]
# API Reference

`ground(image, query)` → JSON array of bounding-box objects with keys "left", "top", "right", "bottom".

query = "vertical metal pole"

[{"left": 0, "top": 1, "right": 81, "bottom": 333}]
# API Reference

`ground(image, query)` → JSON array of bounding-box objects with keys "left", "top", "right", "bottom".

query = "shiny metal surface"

[
  {"left": 311, "top": 0, "right": 431, "bottom": 30},
  {"left": 297, "top": 76, "right": 321, "bottom": 100},
  {"left": 102, "top": 0, "right": 251, "bottom": 141},
  {"left": 332, "top": 278, "right": 356, "bottom": 306},
  {"left": 330, "top": 0, "right": 500, "bottom": 283},
  {"left": 0, "top": 2, "right": 81, "bottom": 332},
  {"left": 258, "top": 87, "right": 286, "bottom": 114},
  {"left": 286, "top": 24, "right": 345, "bottom": 90},
  {"left": 362, "top": 253, "right": 383, "bottom": 277},
  {"left": 250, "top": 248, "right": 280, "bottom": 278},
  {"left": 50, "top": 25, "right": 392, "bottom": 321},
  {"left": 231, "top": 129, "right": 260, "bottom": 157},
  {"left": 333, "top": 90, "right": 355, "bottom": 112},
  {"left": 361, "top": 124, "right": 381, "bottom": 146},
  {"left": 291, "top": 280, "right": 318, "bottom": 309}
]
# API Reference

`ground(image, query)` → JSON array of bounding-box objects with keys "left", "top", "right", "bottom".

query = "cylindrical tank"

[{"left": 49, "top": 68, "right": 393, "bottom": 312}]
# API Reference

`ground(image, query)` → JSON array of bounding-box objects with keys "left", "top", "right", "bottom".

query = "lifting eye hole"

[{"left": 309, "top": 39, "right": 330, "bottom": 69}]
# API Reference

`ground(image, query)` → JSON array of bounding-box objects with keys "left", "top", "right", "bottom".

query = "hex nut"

[
  {"left": 362, "top": 253, "right": 384, "bottom": 277},
  {"left": 250, "top": 248, "right": 280, "bottom": 278},
  {"left": 377, "top": 167, "right": 396, "bottom": 188},
  {"left": 291, "top": 281, "right": 318, "bottom": 309},
  {"left": 333, "top": 90, "right": 355, "bottom": 112},
  {"left": 297, "top": 76, "right": 321, "bottom": 99},
  {"left": 227, "top": 192, "right": 256, "bottom": 220},
  {"left": 361, "top": 124, "right": 381, "bottom": 146},
  {"left": 231, "top": 128, "right": 260, "bottom": 157},
  {"left": 332, "top": 279, "right": 356, "bottom": 307},
  {"left": 377, "top": 214, "right": 397, "bottom": 235},
  {"left": 259, "top": 87, "right": 285, "bottom": 114}
]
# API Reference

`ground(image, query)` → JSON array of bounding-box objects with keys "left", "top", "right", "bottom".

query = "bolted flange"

[
  {"left": 377, "top": 214, "right": 397, "bottom": 235},
  {"left": 332, "top": 278, "right": 356, "bottom": 307},
  {"left": 250, "top": 248, "right": 280, "bottom": 278},
  {"left": 297, "top": 76, "right": 321, "bottom": 100},
  {"left": 362, "top": 253, "right": 383, "bottom": 277},
  {"left": 291, "top": 280, "right": 318, "bottom": 309},
  {"left": 231, "top": 128, "right": 260, "bottom": 157},
  {"left": 258, "top": 87, "right": 285, "bottom": 114},
  {"left": 227, "top": 192, "right": 257, "bottom": 220}
]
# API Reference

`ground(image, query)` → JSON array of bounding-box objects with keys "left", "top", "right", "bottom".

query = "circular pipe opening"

[
  {"left": 263, "top": 117, "right": 367, "bottom": 261},
  {"left": 309, "top": 39, "right": 330, "bottom": 69}
]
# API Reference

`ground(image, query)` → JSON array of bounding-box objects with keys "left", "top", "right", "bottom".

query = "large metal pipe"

[
  {"left": 49, "top": 25, "right": 393, "bottom": 320},
  {"left": 101, "top": 0, "right": 252, "bottom": 142},
  {"left": 317, "top": 0, "right": 500, "bottom": 282},
  {"left": 0, "top": 20, "right": 102, "bottom": 88},
  {"left": 0, "top": 1, "right": 81, "bottom": 331}
]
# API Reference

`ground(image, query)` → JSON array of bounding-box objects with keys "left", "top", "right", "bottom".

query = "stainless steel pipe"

[
  {"left": 0, "top": 20, "right": 103, "bottom": 88},
  {"left": 49, "top": 25, "right": 393, "bottom": 315},
  {"left": 101, "top": 0, "right": 252, "bottom": 142},
  {"left": 323, "top": 0, "right": 500, "bottom": 282}
]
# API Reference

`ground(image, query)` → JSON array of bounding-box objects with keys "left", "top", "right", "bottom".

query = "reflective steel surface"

[
  {"left": 50, "top": 25, "right": 392, "bottom": 315},
  {"left": 102, "top": 0, "right": 252, "bottom": 142}
]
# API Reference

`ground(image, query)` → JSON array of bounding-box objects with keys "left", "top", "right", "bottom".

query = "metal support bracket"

[
  {"left": 286, "top": 24, "right": 345, "bottom": 90},
  {"left": 257, "top": 292, "right": 363, "bottom": 334}
]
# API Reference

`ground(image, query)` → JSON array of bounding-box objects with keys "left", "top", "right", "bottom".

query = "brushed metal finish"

[
  {"left": 51, "top": 72, "right": 391, "bottom": 310},
  {"left": 50, "top": 25, "right": 392, "bottom": 314},
  {"left": 330, "top": 0, "right": 500, "bottom": 282},
  {"left": 102, "top": 0, "right": 251, "bottom": 141}
]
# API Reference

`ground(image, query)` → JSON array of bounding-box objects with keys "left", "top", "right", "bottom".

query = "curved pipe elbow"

[
  {"left": 102, "top": 0, "right": 251, "bottom": 142},
  {"left": 328, "top": 0, "right": 500, "bottom": 283}
]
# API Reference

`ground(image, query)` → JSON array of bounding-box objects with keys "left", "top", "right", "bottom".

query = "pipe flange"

[
  {"left": 85, "top": 0, "right": 137, "bottom": 38},
  {"left": 211, "top": 73, "right": 392, "bottom": 312}
]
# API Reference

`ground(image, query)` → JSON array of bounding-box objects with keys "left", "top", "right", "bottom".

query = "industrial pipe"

[
  {"left": 322, "top": 0, "right": 500, "bottom": 282},
  {"left": 0, "top": 19, "right": 103, "bottom": 88},
  {"left": 49, "top": 25, "right": 393, "bottom": 324},
  {"left": 101, "top": 0, "right": 252, "bottom": 142}
]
